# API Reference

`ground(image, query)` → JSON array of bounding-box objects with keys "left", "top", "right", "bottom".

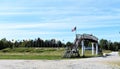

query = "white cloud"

[
  {"left": 0, "top": 0, "right": 120, "bottom": 42},
  {"left": 0, "top": 22, "right": 119, "bottom": 30}
]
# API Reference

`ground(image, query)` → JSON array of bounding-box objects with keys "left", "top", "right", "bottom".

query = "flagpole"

[
  {"left": 76, "top": 26, "right": 77, "bottom": 38},
  {"left": 75, "top": 28, "right": 77, "bottom": 38}
]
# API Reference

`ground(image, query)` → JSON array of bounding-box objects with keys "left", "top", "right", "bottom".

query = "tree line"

[
  {"left": 66, "top": 39, "right": 120, "bottom": 51},
  {"left": 0, "top": 38, "right": 63, "bottom": 50},
  {"left": 0, "top": 38, "right": 119, "bottom": 51},
  {"left": 99, "top": 39, "right": 120, "bottom": 51}
]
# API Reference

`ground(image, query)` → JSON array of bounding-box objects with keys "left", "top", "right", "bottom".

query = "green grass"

[
  {"left": 0, "top": 48, "right": 59, "bottom": 53},
  {"left": 0, "top": 48, "right": 64, "bottom": 60},
  {"left": 0, "top": 54, "right": 61, "bottom": 60},
  {"left": 0, "top": 48, "right": 102, "bottom": 60},
  {"left": 84, "top": 50, "right": 94, "bottom": 56},
  {"left": 79, "top": 49, "right": 101, "bottom": 57},
  {"left": 102, "top": 50, "right": 112, "bottom": 53}
]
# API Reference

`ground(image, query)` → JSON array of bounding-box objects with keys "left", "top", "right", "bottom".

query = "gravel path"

[{"left": 0, "top": 52, "right": 120, "bottom": 69}]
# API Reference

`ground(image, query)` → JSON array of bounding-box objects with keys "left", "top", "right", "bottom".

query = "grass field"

[
  {"left": 0, "top": 48, "right": 64, "bottom": 60},
  {"left": 0, "top": 48, "right": 112, "bottom": 60}
]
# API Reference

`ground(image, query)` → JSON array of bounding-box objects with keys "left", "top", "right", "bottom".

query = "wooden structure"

[{"left": 63, "top": 34, "right": 98, "bottom": 58}]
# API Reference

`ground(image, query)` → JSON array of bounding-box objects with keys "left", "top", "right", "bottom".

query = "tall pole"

[
  {"left": 92, "top": 42, "right": 94, "bottom": 55},
  {"left": 75, "top": 26, "right": 77, "bottom": 38},
  {"left": 96, "top": 43, "right": 98, "bottom": 55},
  {"left": 81, "top": 40, "right": 84, "bottom": 56}
]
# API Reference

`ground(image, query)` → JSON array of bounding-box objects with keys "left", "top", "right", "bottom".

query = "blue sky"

[{"left": 0, "top": 0, "right": 120, "bottom": 43}]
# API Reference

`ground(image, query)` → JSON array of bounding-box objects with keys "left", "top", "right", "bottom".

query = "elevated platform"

[{"left": 63, "top": 34, "right": 99, "bottom": 58}]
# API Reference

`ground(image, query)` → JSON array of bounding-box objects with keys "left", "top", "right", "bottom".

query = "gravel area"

[{"left": 0, "top": 52, "right": 120, "bottom": 69}]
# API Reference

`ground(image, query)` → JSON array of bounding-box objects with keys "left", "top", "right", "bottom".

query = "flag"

[{"left": 72, "top": 26, "right": 76, "bottom": 32}]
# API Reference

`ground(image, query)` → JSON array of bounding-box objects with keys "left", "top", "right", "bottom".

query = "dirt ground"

[{"left": 0, "top": 52, "right": 120, "bottom": 69}]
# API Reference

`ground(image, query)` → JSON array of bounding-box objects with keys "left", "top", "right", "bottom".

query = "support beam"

[
  {"left": 92, "top": 43, "right": 94, "bottom": 55},
  {"left": 81, "top": 40, "right": 85, "bottom": 56},
  {"left": 96, "top": 43, "right": 98, "bottom": 55},
  {"left": 76, "top": 40, "right": 79, "bottom": 48}
]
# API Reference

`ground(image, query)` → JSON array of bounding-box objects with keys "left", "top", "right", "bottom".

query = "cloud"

[
  {"left": 0, "top": 21, "right": 119, "bottom": 31},
  {"left": 0, "top": 0, "right": 120, "bottom": 42}
]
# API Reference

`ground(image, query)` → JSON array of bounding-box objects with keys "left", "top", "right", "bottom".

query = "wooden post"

[
  {"left": 96, "top": 43, "right": 98, "bottom": 55},
  {"left": 92, "top": 42, "right": 94, "bottom": 55},
  {"left": 81, "top": 40, "right": 84, "bottom": 56}
]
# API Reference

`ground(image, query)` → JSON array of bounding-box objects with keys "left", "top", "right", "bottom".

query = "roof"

[{"left": 76, "top": 34, "right": 98, "bottom": 42}]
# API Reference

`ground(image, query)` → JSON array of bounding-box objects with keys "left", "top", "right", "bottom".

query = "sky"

[{"left": 0, "top": 0, "right": 120, "bottom": 43}]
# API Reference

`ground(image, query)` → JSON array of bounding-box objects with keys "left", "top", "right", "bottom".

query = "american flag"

[{"left": 72, "top": 26, "right": 76, "bottom": 32}]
